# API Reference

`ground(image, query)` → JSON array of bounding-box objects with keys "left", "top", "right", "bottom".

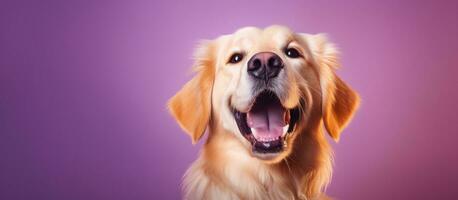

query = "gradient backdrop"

[{"left": 1, "top": 0, "right": 457, "bottom": 199}]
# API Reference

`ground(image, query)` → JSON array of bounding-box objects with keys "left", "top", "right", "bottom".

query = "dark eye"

[
  {"left": 285, "top": 48, "right": 301, "bottom": 58},
  {"left": 228, "top": 53, "right": 244, "bottom": 64}
]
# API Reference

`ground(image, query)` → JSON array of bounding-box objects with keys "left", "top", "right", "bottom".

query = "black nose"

[{"left": 247, "top": 52, "right": 283, "bottom": 81}]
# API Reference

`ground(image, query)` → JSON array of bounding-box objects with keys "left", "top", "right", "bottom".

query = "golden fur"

[{"left": 168, "top": 25, "right": 359, "bottom": 200}]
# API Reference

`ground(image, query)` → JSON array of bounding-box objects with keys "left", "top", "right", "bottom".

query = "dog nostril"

[
  {"left": 250, "top": 59, "right": 262, "bottom": 71},
  {"left": 268, "top": 57, "right": 283, "bottom": 68}
]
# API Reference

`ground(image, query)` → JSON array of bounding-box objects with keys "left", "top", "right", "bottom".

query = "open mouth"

[{"left": 233, "top": 91, "right": 300, "bottom": 155}]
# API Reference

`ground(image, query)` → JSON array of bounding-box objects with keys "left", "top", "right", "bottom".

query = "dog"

[{"left": 168, "top": 25, "right": 360, "bottom": 200}]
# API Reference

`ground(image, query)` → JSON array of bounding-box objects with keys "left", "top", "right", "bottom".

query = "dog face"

[{"left": 169, "top": 25, "right": 359, "bottom": 162}]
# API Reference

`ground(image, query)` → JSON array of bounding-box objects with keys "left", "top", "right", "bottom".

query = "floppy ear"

[
  {"left": 301, "top": 34, "right": 360, "bottom": 141},
  {"left": 167, "top": 41, "right": 215, "bottom": 144},
  {"left": 322, "top": 74, "right": 360, "bottom": 141}
]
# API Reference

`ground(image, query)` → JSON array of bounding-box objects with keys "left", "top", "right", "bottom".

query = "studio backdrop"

[{"left": 1, "top": 0, "right": 457, "bottom": 199}]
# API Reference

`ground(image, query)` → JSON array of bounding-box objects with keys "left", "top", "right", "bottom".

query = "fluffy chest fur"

[{"left": 182, "top": 131, "right": 332, "bottom": 200}]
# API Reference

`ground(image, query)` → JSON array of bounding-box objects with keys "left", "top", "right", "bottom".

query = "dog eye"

[
  {"left": 285, "top": 48, "right": 301, "bottom": 58},
  {"left": 228, "top": 53, "right": 244, "bottom": 64}
]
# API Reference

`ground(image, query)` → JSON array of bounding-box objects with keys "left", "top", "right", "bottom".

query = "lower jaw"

[
  {"left": 239, "top": 133, "right": 290, "bottom": 161},
  {"left": 252, "top": 151, "right": 283, "bottom": 161},
  {"left": 251, "top": 147, "right": 291, "bottom": 163}
]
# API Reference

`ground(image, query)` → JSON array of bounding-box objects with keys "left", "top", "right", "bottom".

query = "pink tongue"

[{"left": 247, "top": 101, "right": 286, "bottom": 140}]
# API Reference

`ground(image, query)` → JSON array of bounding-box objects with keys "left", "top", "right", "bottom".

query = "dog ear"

[
  {"left": 168, "top": 41, "right": 215, "bottom": 144},
  {"left": 300, "top": 34, "right": 360, "bottom": 141},
  {"left": 322, "top": 74, "right": 360, "bottom": 141}
]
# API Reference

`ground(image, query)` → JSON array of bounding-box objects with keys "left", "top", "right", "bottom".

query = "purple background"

[{"left": 1, "top": 0, "right": 457, "bottom": 199}]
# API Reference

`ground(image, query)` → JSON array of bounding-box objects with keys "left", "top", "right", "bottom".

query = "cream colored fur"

[{"left": 168, "top": 25, "right": 359, "bottom": 200}]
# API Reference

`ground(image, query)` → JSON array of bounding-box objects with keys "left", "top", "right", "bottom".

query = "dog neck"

[{"left": 185, "top": 120, "right": 332, "bottom": 199}]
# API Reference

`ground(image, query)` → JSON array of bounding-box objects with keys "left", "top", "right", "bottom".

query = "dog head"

[{"left": 168, "top": 25, "right": 359, "bottom": 162}]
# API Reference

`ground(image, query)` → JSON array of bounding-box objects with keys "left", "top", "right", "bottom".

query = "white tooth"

[
  {"left": 250, "top": 128, "right": 258, "bottom": 140},
  {"left": 282, "top": 124, "right": 290, "bottom": 136}
]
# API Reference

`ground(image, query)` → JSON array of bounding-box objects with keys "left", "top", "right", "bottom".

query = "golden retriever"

[{"left": 168, "top": 25, "right": 360, "bottom": 200}]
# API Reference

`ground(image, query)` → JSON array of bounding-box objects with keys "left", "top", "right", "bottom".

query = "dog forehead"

[
  {"left": 263, "top": 25, "right": 294, "bottom": 43},
  {"left": 230, "top": 27, "right": 260, "bottom": 48},
  {"left": 229, "top": 26, "right": 294, "bottom": 48}
]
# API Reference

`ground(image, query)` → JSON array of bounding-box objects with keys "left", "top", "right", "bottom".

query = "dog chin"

[{"left": 251, "top": 150, "right": 292, "bottom": 163}]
